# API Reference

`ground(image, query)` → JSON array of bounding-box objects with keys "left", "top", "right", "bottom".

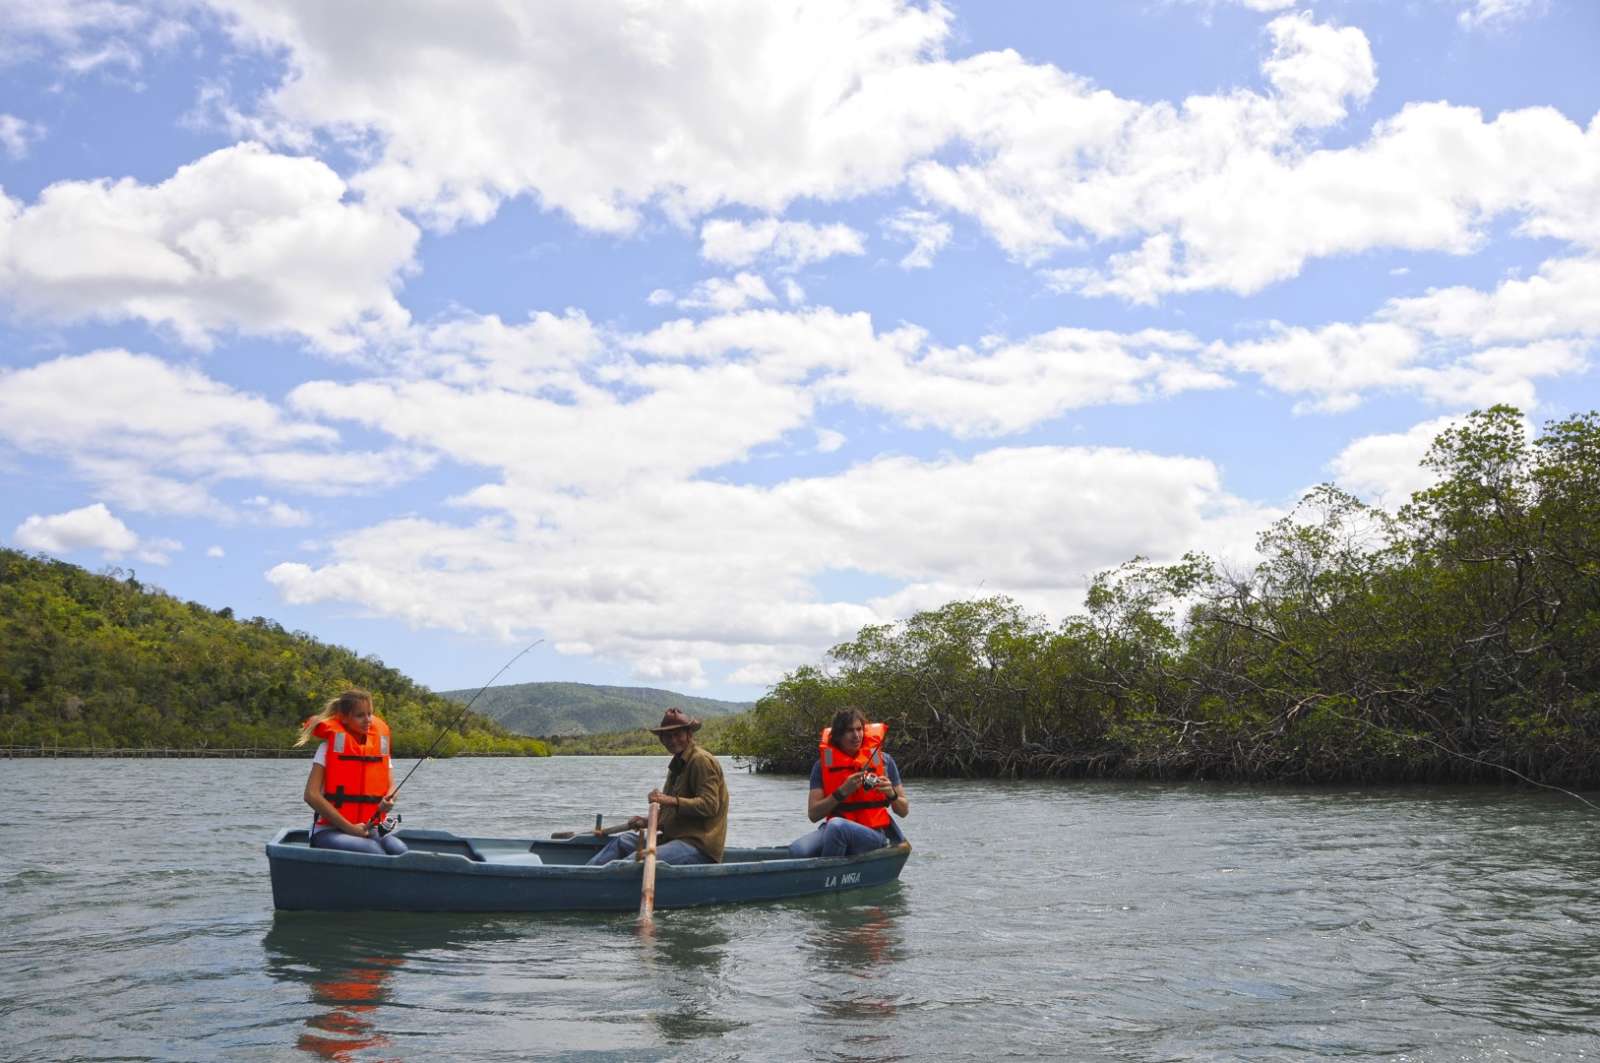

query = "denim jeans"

[
  {"left": 309, "top": 826, "right": 409, "bottom": 856},
  {"left": 585, "top": 830, "right": 712, "bottom": 866},
  {"left": 787, "top": 817, "right": 888, "bottom": 859}
]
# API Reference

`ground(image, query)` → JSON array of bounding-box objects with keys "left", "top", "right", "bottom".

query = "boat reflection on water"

[
  {"left": 641, "top": 916, "right": 731, "bottom": 971},
  {"left": 264, "top": 917, "right": 407, "bottom": 1061},
  {"left": 643, "top": 916, "right": 747, "bottom": 1045},
  {"left": 262, "top": 913, "right": 514, "bottom": 1061},
  {"left": 296, "top": 955, "right": 400, "bottom": 1060},
  {"left": 801, "top": 892, "right": 910, "bottom": 1026}
]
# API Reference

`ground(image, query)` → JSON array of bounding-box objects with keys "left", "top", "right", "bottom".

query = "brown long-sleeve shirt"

[{"left": 658, "top": 742, "right": 728, "bottom": 862}]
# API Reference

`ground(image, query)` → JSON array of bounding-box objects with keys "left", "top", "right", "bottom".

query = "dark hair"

[{"left": 826, "top": 707, "right": 868, "bottom": 749}]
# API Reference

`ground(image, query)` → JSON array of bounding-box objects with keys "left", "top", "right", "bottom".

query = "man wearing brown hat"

[{"left": 585, "top": 707, "right": 729, "bottom": 865}]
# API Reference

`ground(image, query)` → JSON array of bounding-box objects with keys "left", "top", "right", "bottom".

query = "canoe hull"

[{"left": 266, "top": 828, "right": 910, "bottom": 913}]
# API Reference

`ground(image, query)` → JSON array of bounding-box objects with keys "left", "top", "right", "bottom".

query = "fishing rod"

[{"left": 372, "top": 638, "right": 543, "bottom": 830}]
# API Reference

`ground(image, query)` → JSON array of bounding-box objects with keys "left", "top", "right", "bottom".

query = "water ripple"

[{"left": 5, "top": 761, "right": 1600, "bottom": 1060}]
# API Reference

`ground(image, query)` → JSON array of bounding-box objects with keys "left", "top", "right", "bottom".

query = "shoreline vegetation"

[
  {"left": 0, "top": 549, "right": 547, "bottom": 758},
  {"left": 729, "top": 408, "right": 1600, "bottom": 790},
  {"left": 5, "top": 408, "right": 1596, "bottom": 788}
]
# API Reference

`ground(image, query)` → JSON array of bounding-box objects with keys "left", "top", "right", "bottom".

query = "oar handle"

[{"left": 549, "top": 815, "right": 637, "bottom": 840}]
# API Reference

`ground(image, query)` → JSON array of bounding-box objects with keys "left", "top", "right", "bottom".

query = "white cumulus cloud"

[
  {"left": 0, "top": 349, "right": 432, "bottom": 516},
  {"left": 209, "top": 0, "right": 955, "bottom": 230},
  {"left": 0, "top": 142, "right": 417, "bottom": 351},
  {"left": 13, "top": 502, "right": 178, "bottom": 563},
  {"left": 244, "top": 495, "right": 311, "bottom": 527},
  {"left": 1456, "top": 0, "right": 1545, "bottom": 30},
  {"left": 1262, "top": 13, "right": 1377, "bottom": 128},
  {"left": 1382, "top": 255, "right": 1600, "bottom": 346},
  {"left": 196, "top": 2, "right": 1600, "bottom": 304},
  {"left": 1209, "top": 322, "right": 1584, "bottom": 414},
  {"left": 676, "top": 273, "right": 778, "bottom": 312},
  {"left": 261, "top": 297, "right": 1291, "bottom": 680},
  {"left": 0, "top": 114, "right": 42, "bottom": 158},
  {"left": 266, "top": 444, "right": 1277, "bottom": 686},
  {"left": 883, "top": 208, "right": 952, "bottom": 269},
  {"left": 0, "top": 0, "right": 187, "bottom": 73},
  {"left": 14, "top": 503, "right": 138, "bottom": 555},
  {"left": 823, "top": 326, "right": 1229, "bottom": 437},
  {"left": 700, "top": 217, "right": 865, "bottom": 270}
]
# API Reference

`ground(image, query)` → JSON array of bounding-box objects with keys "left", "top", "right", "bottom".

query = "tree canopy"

[{"left": 730, "top": 408, "right": 1600, "bottom": 787}]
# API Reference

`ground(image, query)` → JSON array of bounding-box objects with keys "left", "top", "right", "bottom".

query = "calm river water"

[{"left": 2, "top": 757, "right": 1599, "bottom": 1061}]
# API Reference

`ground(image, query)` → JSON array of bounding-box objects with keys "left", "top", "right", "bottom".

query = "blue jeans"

[
  {"left": 310, "top": 827, "right": 408, "bottom": 856},
  {"left": 787, "top": 818, "right": 888, "bottom": 859},
  {"left": 586, "top": 831, "right": 712, "bottom": 866}
]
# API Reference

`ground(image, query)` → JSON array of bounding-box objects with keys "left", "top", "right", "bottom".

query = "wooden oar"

[
  {"left": 638, "top": 803, "right": 660, "bottom": 925},
  {"left": 550, "top": 814, "right": 636, "bottom": 840}
]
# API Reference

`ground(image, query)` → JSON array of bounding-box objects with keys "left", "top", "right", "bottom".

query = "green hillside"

[
  {"left": 441, "top": 680, "right": 753, "bottom": 736},
  {"left": 542, "top": 711, "right": 751, "bottom": 755},
  {"left": 0, "top": 548, "right": 547, "bottom": 756}
]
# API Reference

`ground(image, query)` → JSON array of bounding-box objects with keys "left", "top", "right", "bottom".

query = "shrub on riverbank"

[
  {"left": 0, "top": 551, "right": 548, "bottom": 757},
  {"left": 729, "top": 407, "right": 1600, "bottom": 788}
]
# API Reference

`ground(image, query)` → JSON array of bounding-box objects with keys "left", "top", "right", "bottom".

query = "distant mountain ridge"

[{"left": 439, "top": 680, "right": 753, "bottom": 736}]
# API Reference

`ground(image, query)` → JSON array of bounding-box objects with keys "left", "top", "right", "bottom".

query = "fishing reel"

[{"left": 374, "top": 813, "right": 402, "bottom": 837}]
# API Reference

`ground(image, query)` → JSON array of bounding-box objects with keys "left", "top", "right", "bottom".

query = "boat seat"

[{"left": 483, "top": 852, "right": 544, "bottom": 866}]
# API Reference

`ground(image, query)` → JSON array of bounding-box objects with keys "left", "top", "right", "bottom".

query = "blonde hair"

[{"left": 294, "top": 689, "right": 374, "bottom": 746}]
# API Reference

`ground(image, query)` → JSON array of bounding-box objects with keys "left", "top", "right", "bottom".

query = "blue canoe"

[{"left": 266, "top": 828, "right": 911, "bottom": 912}]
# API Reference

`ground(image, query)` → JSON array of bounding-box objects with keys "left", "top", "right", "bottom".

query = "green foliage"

[
  {"left": 738, "top": 408, "right": 1600, "bottom": 788},
  {"left": 0, "top": 550, "right": 548, "bottom": 757}
]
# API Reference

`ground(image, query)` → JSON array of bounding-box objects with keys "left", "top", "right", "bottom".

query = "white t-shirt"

[{"left": 308, "top": 741, "right": 329, "bottom": 832}]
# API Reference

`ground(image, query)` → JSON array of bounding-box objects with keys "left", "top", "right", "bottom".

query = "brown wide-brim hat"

[{"left": 648, "top": 707, "right": 703, "bottom": 734}]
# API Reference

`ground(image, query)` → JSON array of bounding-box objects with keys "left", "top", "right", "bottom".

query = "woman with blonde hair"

[{"left": 295, "top": 689, "right": 407, "bottom": 856}]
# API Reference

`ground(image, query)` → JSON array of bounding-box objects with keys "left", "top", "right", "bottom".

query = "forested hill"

[
  {"left": 441, "top": 681, "right": 753, "bottom": 736},
  {"left": 0, "top": 549, "right": 546, "bottom": 756}
]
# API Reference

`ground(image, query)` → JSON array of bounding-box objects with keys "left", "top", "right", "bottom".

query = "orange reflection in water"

[
  {"left": 295, "top": 956, "right": 402, "bottom": 1061},
  {"left": 811, "top": 904, "right": 904, "bottom": 1022}
]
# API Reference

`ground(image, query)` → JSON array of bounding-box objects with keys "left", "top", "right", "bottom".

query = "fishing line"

[
  {"left": 1311, "top": 698, "right": 1599, "bottom": 812},
  {"left": 374, "top": 638, "right": 543, "bottom": 826},
  {"left": 1395, "top": 728, "right": 1599, "bottom": 811}
]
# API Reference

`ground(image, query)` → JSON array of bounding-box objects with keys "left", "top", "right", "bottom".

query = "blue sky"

[{"left": 2, "top": 0, "right": 1596, "bottom": 699}]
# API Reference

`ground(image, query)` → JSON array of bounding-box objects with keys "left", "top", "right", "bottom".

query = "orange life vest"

[
  {"left": 311, "top": 716, "right": 393, "bottom": 828},
  {"left": 819, "top": 721, "right": 894, "bottom": 830}
]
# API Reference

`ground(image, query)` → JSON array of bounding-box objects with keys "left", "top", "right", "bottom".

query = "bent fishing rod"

[{"left": 371, "top": 638, "right": 543, "bottom": 829}]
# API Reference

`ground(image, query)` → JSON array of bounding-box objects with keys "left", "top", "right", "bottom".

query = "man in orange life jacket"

[{"left": 787, "top": 707, "right": 909, "bottom": 858}]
